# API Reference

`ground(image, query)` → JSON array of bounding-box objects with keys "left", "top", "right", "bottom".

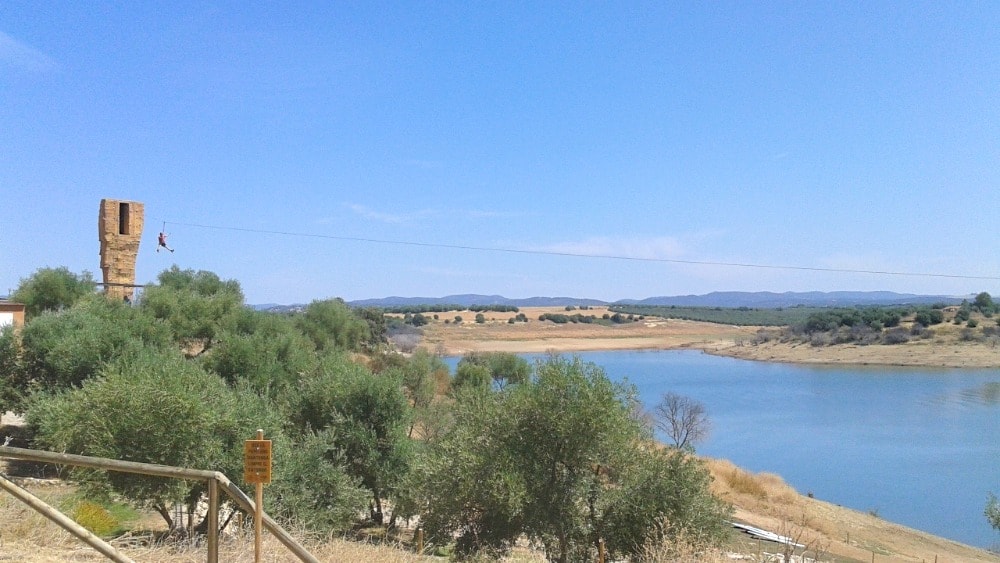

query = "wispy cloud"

[
  {"left": 532, "top": 236, "right": 688, "bottom": 260},
  {"left": 344, "top": 203, "right": 437, "bottom": 224},
  {"left": 0, "top": 31, "right": 56, "bottom": 73},
  {"left": 344, "top": 203, "right": 530, "bottom": 224}
]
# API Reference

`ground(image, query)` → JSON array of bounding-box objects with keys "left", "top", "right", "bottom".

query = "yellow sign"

[{"left": 243, "top": 439, "right": 272, "bottom": 484}]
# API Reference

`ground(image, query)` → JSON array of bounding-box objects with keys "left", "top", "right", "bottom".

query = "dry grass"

[
  {"left": 0, "top": 482, "right": 551, "bottom": 562},
  {"left": 706, "top": 457, "right": 799, "bottom": 509}
]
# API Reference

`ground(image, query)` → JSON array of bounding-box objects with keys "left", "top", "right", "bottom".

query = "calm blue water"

[{"left": 446, "top": 350, "right": 1000, "bottom": 548}]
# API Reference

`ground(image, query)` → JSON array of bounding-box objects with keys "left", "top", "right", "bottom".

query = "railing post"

[{"left": 208, "top": 478, "right": 219, "bottom": 563}]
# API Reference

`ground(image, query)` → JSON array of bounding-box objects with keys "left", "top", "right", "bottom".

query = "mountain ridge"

[{"left": 255, "top": 291, "right": 966, "bottom": 311}]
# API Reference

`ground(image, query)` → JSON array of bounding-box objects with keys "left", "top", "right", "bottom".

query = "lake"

[{"left": 447, "top": 350, "right": 1000, "bottom": 548}]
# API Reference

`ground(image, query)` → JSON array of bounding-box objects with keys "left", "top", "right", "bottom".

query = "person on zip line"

[{"left": 157, "top": 231, "right": 174, "bottom": 253}]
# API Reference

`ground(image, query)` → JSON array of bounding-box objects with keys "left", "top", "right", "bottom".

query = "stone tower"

[{"left": 98, "top": 199, "right": 144, "bottom": 301}]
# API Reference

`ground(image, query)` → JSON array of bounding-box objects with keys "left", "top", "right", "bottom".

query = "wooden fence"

[{"left": 0, "top": 446, "right": 318, "bottom": 563}]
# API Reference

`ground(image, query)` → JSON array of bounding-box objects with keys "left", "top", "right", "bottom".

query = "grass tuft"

[{"left": 723, "top": 467, "right": 769, "bottom": 499}]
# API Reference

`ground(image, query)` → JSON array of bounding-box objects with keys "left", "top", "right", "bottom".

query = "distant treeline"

[
  {"left": 538, "top": 312, "right": 638, "bottom": 325},
  {"left": 382, "top": 304, "right": 519, "bottom": 314},
  {"left": 609, "top": 303, "right": 957, "bottom": 329},
  {"left": 609, "top": 304, "right": 821, "bottom": 326}
]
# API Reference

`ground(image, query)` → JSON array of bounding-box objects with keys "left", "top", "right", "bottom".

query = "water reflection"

[{"left": 924, "top": 381, "right": 1000, "bottom": 409}]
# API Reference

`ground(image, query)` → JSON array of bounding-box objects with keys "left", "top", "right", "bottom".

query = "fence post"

[{"left": 208, "top": 477, "right": 219, "bottom": 563}]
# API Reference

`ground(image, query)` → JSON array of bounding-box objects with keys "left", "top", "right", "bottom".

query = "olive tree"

[
  {"left": 27, "top": 349, "right": 238, "bottom": 530},
  {"left": 12, "top": 266, "right": 95, "bottom": 320},
  {"left": 10, "top": 295, "right": 171, "bottom": 411},
  {"left": 451, "top": 351, "right": 531, "bottom": 395},
  {"left": 416, "top": 355, "right": 729, "bottom": 562},
  {"left": 139, "top": 267, "right": 245, "bottom": 348},
  {"left": 202, "top": 308, "right": 316, "bottom": 399},
  {"left": 294, "top": 298, "right": 370, "bottom": 352},
  {"left": 288, "top": 353, "right": 413, "bottom": 525}
]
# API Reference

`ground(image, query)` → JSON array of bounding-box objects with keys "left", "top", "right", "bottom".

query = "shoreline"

[
  {"left": 428, "top": 334, "right": 1000, "bottom": 370},
  {"left": 417, "top": 307, "right": 1000, "bottom": 369}
]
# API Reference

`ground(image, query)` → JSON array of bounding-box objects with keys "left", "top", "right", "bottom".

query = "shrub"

[
  {"left": 810, "top": 333, "right": 831, "bottom": 347},
  {"left": 73, "top": 501, "right": 120, "bottom": 537},
  {"left": 960, "top": 328, "right": 981, "bottom": 342},
  {"left": 914, "top": 309, "right": 944, "bottom": 326},
  {"left": 882, "top": 327, "right": 910, "bottom": 344}
]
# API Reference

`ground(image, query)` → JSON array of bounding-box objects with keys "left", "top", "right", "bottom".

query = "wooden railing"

[{"left": 0, "top": 446, "right": 318, "bottom": 563}]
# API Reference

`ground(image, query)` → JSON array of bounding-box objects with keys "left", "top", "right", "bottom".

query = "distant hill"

[
  {"left": 347, "top": 294, "right": 608, "bottom": 308},
  {"left": 615, "top": 291, "right": 965, "bottom": 308},
  {"left": 251, "top": 291, "right": 964, "bottom": 310}
]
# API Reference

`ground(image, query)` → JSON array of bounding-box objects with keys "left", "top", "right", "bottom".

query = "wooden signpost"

[{"left": 244, "top": 429, "right": 272, "bottom": 563}]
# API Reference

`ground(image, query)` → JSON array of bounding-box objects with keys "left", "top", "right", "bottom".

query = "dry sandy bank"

[{"left": 418, "top": 306, "right": 1000, "bottom": 369}]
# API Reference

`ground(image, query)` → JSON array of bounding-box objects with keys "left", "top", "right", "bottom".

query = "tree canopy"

[
  {"left": 415, "top": 356, "right": 730, "bottom": 561},
  {"left": 12, "top": 266, "right": 96, "bottom": 320}
]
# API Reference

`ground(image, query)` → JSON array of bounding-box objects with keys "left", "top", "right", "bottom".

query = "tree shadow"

[{"left": 0, "top": 421, "right": 60, "bottom": 478}]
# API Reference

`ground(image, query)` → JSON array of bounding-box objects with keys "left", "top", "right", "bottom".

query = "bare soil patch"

[{"left": 421, "top": 306, "right": 758, "bottom": 356}]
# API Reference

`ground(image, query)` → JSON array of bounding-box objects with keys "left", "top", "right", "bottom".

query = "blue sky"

[{"left": 3, "top": 2, "right": 999, "bottom": 304}]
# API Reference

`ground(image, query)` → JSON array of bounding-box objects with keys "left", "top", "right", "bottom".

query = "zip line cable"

[{"left": 164, "top": 220, "right": 1000, "bottom": 282}]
